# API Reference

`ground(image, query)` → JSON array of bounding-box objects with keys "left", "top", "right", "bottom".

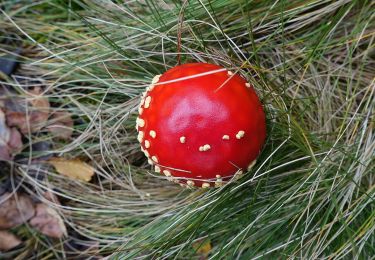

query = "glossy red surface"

[{"left": 137, "top": 63, "right": 266, "bottom": 187}]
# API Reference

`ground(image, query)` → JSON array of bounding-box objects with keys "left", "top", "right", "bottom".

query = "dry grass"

[{"left": 0, "top": 0, "right": 374, "bottom": 259}]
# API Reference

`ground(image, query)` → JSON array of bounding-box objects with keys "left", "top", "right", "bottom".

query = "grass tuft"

[{"left": 0, "top": 0, "right": 374, "bottom": 258}]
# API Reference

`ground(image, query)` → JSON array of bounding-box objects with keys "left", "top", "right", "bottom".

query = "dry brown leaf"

[
  {"left": 29, "top": 87, "right": 50, "bottom": 111},
  {"left": 29, "top": 203, "right": 67, "bottom": 238},
  {"left": 0, "top": 230, "right": 22, "bottom": 251},
  {"left": 5, "top": 112, "right": 25, "bottom": 132},
  {"left": 0, "top": 146, "right": 9, "bottom": 161},
  {"left": 43, "top": 190, "right": 61, "bottom": 205},
  {"left": 0, "top": 109, "right": 22, "bottom": 160},
  {"left": 0, "top": 192, "right": 35, "bottom": 229},
  {"left": 49, "top": 157, "right": 95, "bottom": 182},
  {"left": 46, "top": 111, "right": 73, "bottom": 140},
  {"left": 8, "top": 127, "right": 22, "bottom": 151},
  {"left": 5, "top": 87, "right": 50, "bottom": 133},
  {"left": 0, "top": 109, "right": 11, "bottom": 146}
]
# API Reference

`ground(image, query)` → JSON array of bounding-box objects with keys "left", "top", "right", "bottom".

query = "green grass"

[{"left": 0, "top": 0, "right": 374, "bottom": 259}]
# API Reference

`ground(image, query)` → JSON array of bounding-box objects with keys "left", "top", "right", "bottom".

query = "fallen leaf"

[
  {"left": 0, "top": 192, "right": 35, "bottom": 229},
  {"left": 5, "top": 87, "right": 50, "bottom": 133},
  {"left": 29, "top": 203, "right": 67, "bottom": 238},
  {"left": 43, "top": 190, "right": 61, "bottom": 205},
  {"left": 46, "top": 111, "right": 73, "bottom": 140},
  {"left": 193, "top": 239, "right": 212, "bottom": 258},
  {"left": 8, "top": 127, "right": 22, "bottom": 151},
  {"left": 0, "top": 230, "right": 22, "bottom": 251},
  {"left": 0, "top": 109, "right": 22, "bottom": 160},
  {"left": 49, "top": 157, "right": 94, "bottom": 182},
  {"left": 0, "top": 146, "right": 10, "bottom": 161},
  {"left": 4, "top": 112, "right": 26, "bottom": 133},
  {"left": 0, "top": 109, "right": 11, "bottom": 145},
  {"left": 28, "top": 87, "right": 49, "bottom": 111}
]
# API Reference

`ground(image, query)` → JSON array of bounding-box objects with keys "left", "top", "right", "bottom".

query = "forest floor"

[{"left": 0, "top": 0, "right": 374, "bottom": 259}]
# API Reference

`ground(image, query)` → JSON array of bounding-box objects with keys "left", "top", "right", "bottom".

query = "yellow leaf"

[
  {"left": 49, "top": 157, "right": 94, "bottom": 182},
  {"left": 193, "top": 239, "right": 212, "bottom": 256}
]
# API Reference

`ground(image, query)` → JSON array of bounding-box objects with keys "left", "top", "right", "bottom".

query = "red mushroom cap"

[{"left": 136, "top": 63, "right": 266, "bottom": 188}]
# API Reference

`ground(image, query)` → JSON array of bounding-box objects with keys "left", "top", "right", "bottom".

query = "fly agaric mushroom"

[{"left": 136, "top": 63, "right": 266, "bottom": 188}]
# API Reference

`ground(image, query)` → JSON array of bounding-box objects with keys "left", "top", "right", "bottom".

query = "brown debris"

[
  {"left": 5, "top": 87, "right": 50, "bottom": 134},
  {"left": 0, "top": 192, "right": 35, "bottom": 229},
  {"left": 29, "top": 203, "right": 67, "bottom": 239},
  {"left": 46, "top": 111, "right": 73, "bottom": 140},
  {"left": 0, "top": 230, "right": 22, "bottom": 251},
  {"left": 0, "top": 109, "right": 22, "bottom": 160}
]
